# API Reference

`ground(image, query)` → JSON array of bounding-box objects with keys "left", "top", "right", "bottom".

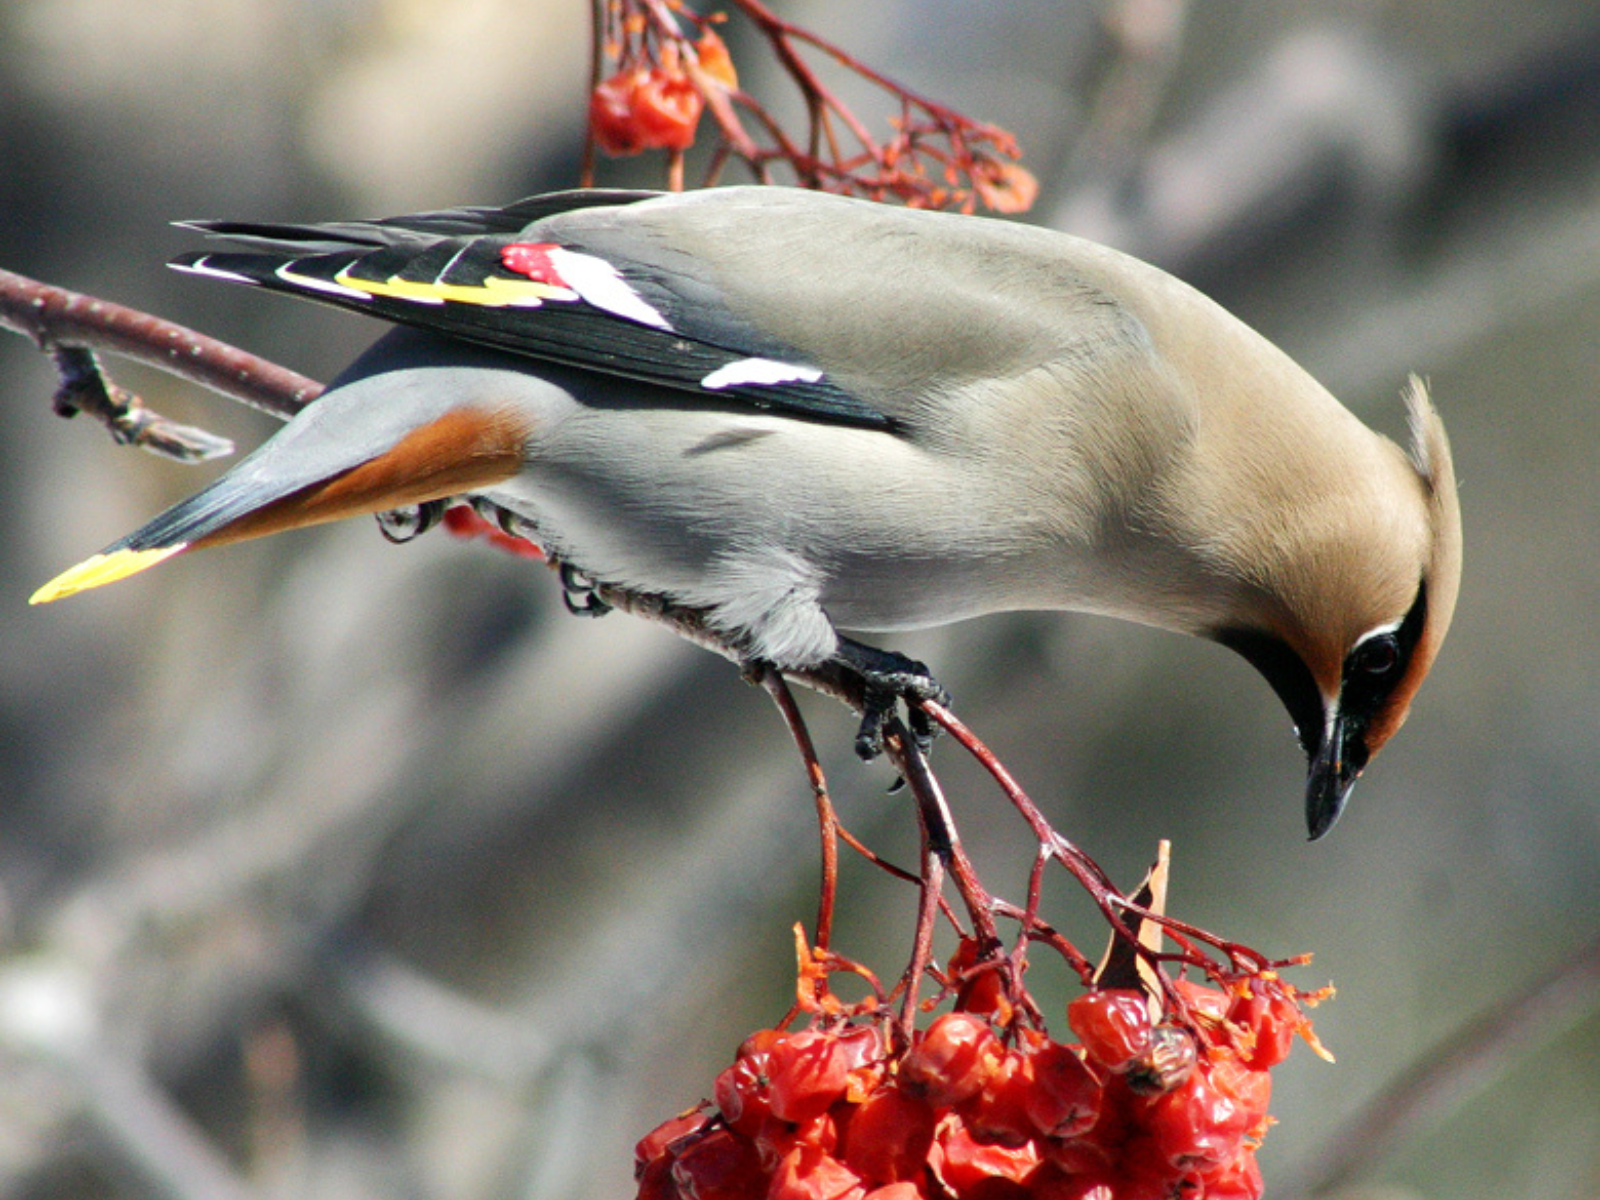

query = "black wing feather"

[{"left": 172, "top": 194, "right": 890, "bottom": 430}]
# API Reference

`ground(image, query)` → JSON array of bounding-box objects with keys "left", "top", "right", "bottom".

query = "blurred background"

[{"left": 1, "top": 1, "right": 1597, "bottom": 1198}]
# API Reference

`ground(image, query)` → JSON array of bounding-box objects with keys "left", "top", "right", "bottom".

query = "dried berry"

[
  {"left": 636, "top": 1108, "right": 713, "bottom": 1174},
  {"left": 1023, "top": 1041, "right": 1100, "bottom": 1140},
  {"left": 901, "top": 1013, "right": 1002, "bottom": 1108},
  {"left": 1142, "top": 1065, "right": 1251, "bottom": 1171},
  {"left": 1227, "top": 983, "right": 1301, "bottom": 1070},
  {"left": 767, "top": 1031, "right": 853, "bottom": 1123},
  {"left": 841, "top": 1087, "right": 935, "bottom": 1184},
  {"left": 669, "top": 1128, "right": 764, "bottom": 1200},
  {"left": 1067, "top": 991, "right": 1153, "bottom": 1072},
  {"left": 767, "top": 1145, "right": 866, "bottom": 1200},
  {"left": 588, "top": 64, "right": 704, "bottom": 156}
]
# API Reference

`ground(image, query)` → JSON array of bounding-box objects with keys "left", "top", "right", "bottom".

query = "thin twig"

[
  {"left": 582, "top": 0, "right": 606, "bottom": 187},
  {"left": 49, "top": 344, "right": 234, "bottom": 463},
  {"left": 886, "top": 725, "right": 1002, "bottom": 956},
  {"left": 758, "top": 668, "right": 839, "bottom": 952},
  {"left": 897, "top": 785, "right": 947, "bottom": 1045}
]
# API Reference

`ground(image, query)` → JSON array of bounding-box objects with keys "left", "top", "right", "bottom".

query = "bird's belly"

[{"left": 479, "top": 403, "right": 1052, "bottom": 660}]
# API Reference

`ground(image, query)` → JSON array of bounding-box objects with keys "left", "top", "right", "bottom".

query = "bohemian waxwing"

[{"left": 32, "top": 187, "right": 1462, "bottom": 838}]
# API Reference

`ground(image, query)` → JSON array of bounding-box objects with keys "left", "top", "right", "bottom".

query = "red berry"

[
  {"left": 1024, "top": 1041, "right": 1101, "bottom": 1140},
  {"left": 1038, "top": 1135, "right": 1111, "bottom": 1178},
  {"left": 959, "top": 1048, "right": 1036, "bottom": 1148},
  {"left": 1143, "top": 1066, "right": 1250, "bottom": 1171},
  {"left": 841, "top": 1087, "right": 936, "bottom": 1184},
  {"left": 861, "top": 1185, "right": 921, "bottom": 1200},
  {"left": 955, "top": 967, "right": 1012, "bottom": 1022},
  {"left": 1170, "top": 978, "right": 1230, "bottom": 1024},
  {"left": 669, "top": 1128, "right": 764, "bottom": 1200},
  {"left": 1227, "top": 985, "right": 1300, "bottom": 1070},
  {"left": 715, "top": 1055, "right": 772, "bottom": 1138},
  {"left": 947, "top": 939, "right": 1013, "bottom": 1022},
  {"left": 1204, "top": 1145, "right": 1265, "bottom": 1200},
  {"left": 636, "top": 1109, "right": 713, "bottom": 1173},
  {"left": 754, "top": 1110, "right": 841, "bottom": 1173},
  {"left": 1208, "top": 1056, "right": 1273, "bottom": 1138},
  {"left": 768, "top": 1031, "right": 853, "bottom": 1123},
  {"left": 929, "top": 1115, "right": 1041, "bottom": 1194},
  {"left": 1067, "top": 991, "right": 1153, "bottom": 1071},
  {"left": 629, "top": 66, "right": 704, "bottom": 150},
  {"left": 835, "top": 1025, "right": 883, "bottom": 1071},
  {"left": 837, "top": 1025, "right": 887, "bottom": 1101},
  {"left": 901, "top": 1014, "right": 1002, "bottom": 1108},
  {"left": 589, "top": 71, "right": 651, "bottom": 155},
  {"left": 767, "top": 1145, "right": 867, "bottom": 1200},
  {"left": 637, "top": 1155, "right": 679, "bottom": 1200},
  {"left": 1027, "top": 1165, "right": 1113, "bottom": 1200}
]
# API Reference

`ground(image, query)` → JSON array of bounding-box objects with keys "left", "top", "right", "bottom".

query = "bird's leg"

[
  {"left": 831, "top": 636, "right": 950, "bottom": 761},
  {"left": 558, "top": 562, "right": 613, "bottom": 617}
]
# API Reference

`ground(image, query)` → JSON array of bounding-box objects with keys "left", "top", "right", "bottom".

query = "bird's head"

[{"left": 1215, "top": 378, "right": 1462, "bottom": 839}]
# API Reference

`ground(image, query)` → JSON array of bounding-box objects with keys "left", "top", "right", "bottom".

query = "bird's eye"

[{"left": 1351, "top": 634, "right": 1400, "bottom": 677}]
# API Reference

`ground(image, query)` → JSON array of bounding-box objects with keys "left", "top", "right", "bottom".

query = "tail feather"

[
  {"left": 30, "top": 468, "right": 319, "bottom": 605},
  {"left": 31, "top": 348, "right": 537, "bottom": 605},
  {"left": 30, "top": 547, "right": 186, "bottom": 604}
]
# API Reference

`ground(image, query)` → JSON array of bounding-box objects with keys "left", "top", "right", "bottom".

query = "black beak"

[{"left": 1305, "top": 708, "right": 1367, "bottom": 840}]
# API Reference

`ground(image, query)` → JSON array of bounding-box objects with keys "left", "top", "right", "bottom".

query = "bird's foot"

[
  {"left": 559, "top": 562, "right": 613, "bottom": 617},
  {"left": 832, "top": 637, "right": 949, "bottom": 761}
]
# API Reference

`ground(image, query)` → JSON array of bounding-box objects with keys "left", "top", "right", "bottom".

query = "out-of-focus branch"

[
  {"left": 1283, "top": 932, "right": 1600, "bottom": 1199},
  {"left": 0, "top": 960, "right": 255, "bottom": 1200}
]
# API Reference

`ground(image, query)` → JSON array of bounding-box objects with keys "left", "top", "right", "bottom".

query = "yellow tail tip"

[{"left": 29, "top": 546, "right": 186, "bottom": 605}]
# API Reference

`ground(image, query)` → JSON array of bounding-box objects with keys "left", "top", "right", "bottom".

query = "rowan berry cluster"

[
  {"left": 636, "top": 966, "right": 1321, "bottom": 1200},
  {"left": 589, "top": 33, "right": 736, "bottom": 156}
]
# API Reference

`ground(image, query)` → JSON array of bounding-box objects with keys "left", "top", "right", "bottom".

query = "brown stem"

[
  {"left": 897, "top": 786, "right": 947, "bottom": 1047},
  {"left": 581, "top": 0, "right": 606, "bottom": 188},
  {"left": 758, "top": 669, "right": 839, "bottom": 953},
  {"left": 887, "top": 727, "right": 1002, "bottom": 956}
]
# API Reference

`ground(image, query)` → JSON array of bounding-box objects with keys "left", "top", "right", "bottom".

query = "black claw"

[
  {"left": 559, "top": 562, "right": 612, "bottom": 617},
  {"left": 832, "top": 637, "right": 950, "bottom": 762},
  {"left": 375, "top": 499, "right": 447, "bottom": 544}
]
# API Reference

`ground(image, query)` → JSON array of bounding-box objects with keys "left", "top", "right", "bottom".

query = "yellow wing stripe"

[
  {"left": 29, "top": 546, "right": 186, "bottom": 605},
  {"left": 330, "top": 267, "right": 576, "bottom": 308}
]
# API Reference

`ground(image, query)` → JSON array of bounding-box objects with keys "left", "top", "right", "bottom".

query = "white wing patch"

[
  {"left": 701, "top": 357, "right": 825, "bottom": 391},
  {"left": 169, "top": 256, "right": 257, "bottom": 287},
  {"left": 278, "top": 262, "right": 375, "bottom": 300},
  {"left": 545, "top": 247, "right": 672, "bottom": 330}
]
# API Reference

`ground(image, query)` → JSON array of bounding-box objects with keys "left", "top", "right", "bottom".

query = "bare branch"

[
  {"left": 1, "top": 266, "right": 321, "bottom": 432},
  {"left": 48, "top": 344, "right": 235, "bottom": 463}
]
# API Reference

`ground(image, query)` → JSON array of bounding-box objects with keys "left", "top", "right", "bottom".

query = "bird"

[{"left": 30, "top": 186, "right": 1461, "bottom": 839}]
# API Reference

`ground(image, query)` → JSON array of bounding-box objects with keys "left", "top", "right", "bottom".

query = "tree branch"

[{"left": 0, "top": 266, "right": 321, "bottom": 460}]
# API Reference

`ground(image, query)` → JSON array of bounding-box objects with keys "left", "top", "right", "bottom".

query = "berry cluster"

[
  {"left": 636, "top": 974, "right": 1319, "bottom": 1200},
  {"left": 589, "top": 34, "right": 736, "bottom": 156}
]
